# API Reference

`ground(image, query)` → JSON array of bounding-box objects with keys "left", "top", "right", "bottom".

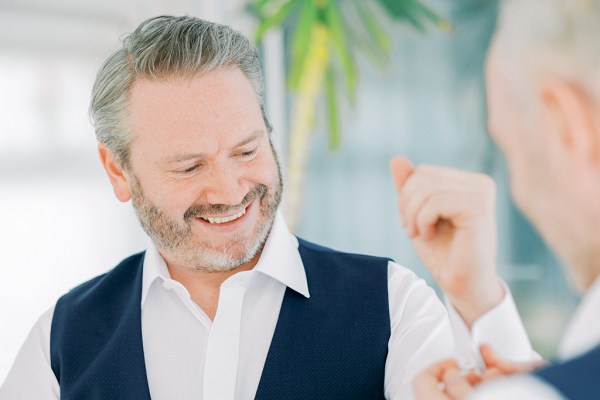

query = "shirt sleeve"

[
  {"left": 468, "top": 374, "right": 566, "bottom": 400},
  {"left": 384, "top": 261, "right": 456, "bottom": 399},
  {"left": 0, "top": 306, "right": 59, "bottom": 400},
  {"left": 445, "top": 280, "right": 539, "bottom": 371},
  {"left": 384, "top": 262, "right": 538, "bottom": 400}
]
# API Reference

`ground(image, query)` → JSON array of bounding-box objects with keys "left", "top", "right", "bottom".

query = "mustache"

[{"left": 183, "top": 184, "right": 267, "bottom": 221}]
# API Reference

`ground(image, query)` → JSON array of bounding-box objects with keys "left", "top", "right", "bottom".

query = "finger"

[
  {"left": 413, "top": 359, "right": 459, "bottom": 400},
  {"left": 390, "top": 156, "right": 416, "bottom": 231},
  {"left": 480, "top": 344, "right": 505, "bottom": 370},
  {"left": 480, "top": 344, "right": 548, "bottom": 374},
  {"left": 398, "top": 167, "right": 476, "bottom": 238},
  {"left": 403, "top": 189, "right": 434, "bottom": 238},
  {"left": 397, "top": 172, "right": 436, "bottom": 237},
  {"left": 414, "top": 193, "right": 459, "bottom": 240},
  {"left": 463, "top": 371, "right": 482, "bottom": 386},
  {"left": 390, "top": 155, "right": 414, "bottom": 192},
  {"left": 480, "top": 344, "right": 525, "bottom": 373},
  {"left": 443, "top": 368, "right": 474, "bottom": 399},
  {"left": 480, "top": 367, "right": 504, "bottom": 382}
]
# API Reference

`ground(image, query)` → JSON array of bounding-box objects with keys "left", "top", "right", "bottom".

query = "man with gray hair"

[
  {"left": 1, "top": 15, "right": 534, "bottom": 399},
  {"left": 407, "top": 0, "right": 600, "bottom": 398}
]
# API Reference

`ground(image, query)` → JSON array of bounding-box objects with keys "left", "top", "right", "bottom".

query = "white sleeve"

[
  {"left": 0, "top": 306, "right": 59, "bottom": 400},
  {"left": 384, "top": 262, "right": 538, "bottom": 400},
  {"left": 445, "top": 280, "right": 539, "bottom": 371},
  {"left": 384, "top": 261, "right": 456, "bottom": 400},
  {"left": 468, "top": 374, "right": 566, "bottom": 400}
]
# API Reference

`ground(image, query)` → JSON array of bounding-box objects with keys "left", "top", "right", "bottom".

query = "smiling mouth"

[{"left": 199, "top": 207, "right": 247, "bottom": 224}]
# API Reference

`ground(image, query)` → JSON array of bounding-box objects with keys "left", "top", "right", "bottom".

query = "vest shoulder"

[
  {"left": 57, "top": 251, "right": 146, "bottom": 306},
  {"left": 297, "top": 237, "right": 392, "bottom": 265}
]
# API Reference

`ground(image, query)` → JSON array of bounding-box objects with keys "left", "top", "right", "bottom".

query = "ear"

[
  {"left": 538, "top": 79, "right": 599, "bottom": 161},
  {"left": 98, "top": 143, "right": 132, "bottom": 202}
]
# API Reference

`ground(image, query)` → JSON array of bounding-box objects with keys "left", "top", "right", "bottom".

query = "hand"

[
  {"left": 390, "top": 156, "right": 503, "bottom": 326},
  {"left": 479, "top": 344, "right": 548, "bottom": 380},
  {"left": 413, "top": 359, "right": 479, "bottom": 400},
  {"left": 413, "top": 347, "right": 547, "bottom": 400}
]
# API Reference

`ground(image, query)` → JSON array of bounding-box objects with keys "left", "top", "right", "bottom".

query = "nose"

[{"left": 203, "top": 161, "right": 246, "bottom": 206}]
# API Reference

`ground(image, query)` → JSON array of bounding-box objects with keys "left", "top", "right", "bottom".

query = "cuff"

[{"left": 445, "top": 280, "right": 536, "bottom": 371}]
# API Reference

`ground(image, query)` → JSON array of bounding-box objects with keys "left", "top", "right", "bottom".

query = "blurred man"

[
  {"left": 1, "top": 16, "right": 533, "bottom": 400},
  {"left": 398, "top": 0, "right": 600, "bottom": 398}
]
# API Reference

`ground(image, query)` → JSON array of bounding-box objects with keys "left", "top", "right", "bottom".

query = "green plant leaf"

[
  {"left": 409, "top": 0, "right": 452, "bottom": 32},
  {"left": 375, "top": 0, "right": 450, "bottom": 32},
  {"left": 249, "top": 0, "right": 290, "bottom": 14},
  {"left": 325, "top": 65, "right": 341, "bottom": 150},
  {"left": 354, "top": 0, "right": 392, "bottom": 55},
  {"left": 248, "top": 0, "right": 450, "bottom": 153},
  {"left": 254, "top": 0, "right": 295, "bottom": 42},
  {"left": 375, "top": 0, "right": 412, "bottom": 20},
  {"left": 346, "top": 0, "right": 392, "bottom": 67},
  {"left": 288, "top": 0, "right": 319, "bottom": 89},
  {"left": 324, "top": 1, "right": 358, "bottom": 102}
]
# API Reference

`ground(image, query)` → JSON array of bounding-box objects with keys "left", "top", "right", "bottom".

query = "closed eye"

[
  {"left": 177, "top": 163, "right": 203, "bottom": 175},
  {"left": 235, "top": 147, "right": 258, "bottom": 159},
  {"left": 240, "top": 150, "right": 256, "bottom": 157},
  {"left": 183, "top": 165, "right": 198, "bottom": 173}
]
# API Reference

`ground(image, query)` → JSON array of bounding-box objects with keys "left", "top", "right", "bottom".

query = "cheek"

[
  {"left": 505, "top": 143, "right": 548, "bottom": 218},
  {"left": 488, "top": 101, "right": 523, "bottom": 148},
  {"left": 146, "top": 179, "right": 198, "bottom": 217},
  {"left": 245, "top": 152, "right": 280, "bottom": 187}
]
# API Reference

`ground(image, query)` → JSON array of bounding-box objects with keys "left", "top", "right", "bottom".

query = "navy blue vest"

[
  {"left": 50, "top": 239, "right": 391, "bottom": 399},
  {"left": 535, "top": 344, "right": 600, "bottom": 399}
]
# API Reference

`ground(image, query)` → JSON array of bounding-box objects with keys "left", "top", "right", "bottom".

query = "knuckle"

[
  {"left": 473, "top": 173, "right": 496, "bottom": 203},
  {"left": 477, "top": 174, "right": 496, "bottom": 193}
]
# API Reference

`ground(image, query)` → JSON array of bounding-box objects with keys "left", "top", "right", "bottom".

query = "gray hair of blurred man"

[
  {"left": 494, "top": 0, "right": 600, "bottom": 114},
  {"left": 89, "top": 15, "right": 271, "bottom": 169}
]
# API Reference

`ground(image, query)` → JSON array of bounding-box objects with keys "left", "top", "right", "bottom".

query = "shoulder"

[
  {"left": 54, "top": 252, "right": 145, "bottom": 312},
  {"left": 0, "top": 307, "right": 60, "bottom": 399},
  {"left": 297, "top": 237, "right": 391, "bottom": 267},
  {"left": 296, "top": 238, "right": 391, "bottom": 301}
]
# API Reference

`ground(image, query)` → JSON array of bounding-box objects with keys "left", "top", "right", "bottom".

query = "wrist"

[{"left": 447, "top": 278, "right": 505, "bottom": 328}]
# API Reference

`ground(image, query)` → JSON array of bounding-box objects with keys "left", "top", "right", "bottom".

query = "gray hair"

[
  {"left": 494, "top": 0, "right": 600, "bottom": 104},
  {"left": 90, "top": 15, "right": 271, "bottom": 168}
]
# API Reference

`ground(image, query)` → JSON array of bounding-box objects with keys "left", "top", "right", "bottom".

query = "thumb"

[
  {"left": 390, "top": 155, "right": 414, "bottom": 192},
  {"left": 480, "top": 344, "right": 517, "bottom": 372},
  {"left": 480, "top": 344, "right": 547, "bottom": 374}
]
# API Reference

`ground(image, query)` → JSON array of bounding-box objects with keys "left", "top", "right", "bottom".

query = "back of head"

[
  {"left": 491, "top": 0, "right": 600, "bottom": 290},
  {"left": 90, "top": 16, "right": 269, "bottom": 169},
  {"left": 494, "top": 0, "right": 600, "bottom": 103}
]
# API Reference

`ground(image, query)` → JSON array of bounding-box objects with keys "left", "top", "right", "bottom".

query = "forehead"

[
  {"left": 126, "top": 68, "right": 265, "bottom": 150},
  {"left": 129, "top": 67, "right": 259, "bottom": 121}
]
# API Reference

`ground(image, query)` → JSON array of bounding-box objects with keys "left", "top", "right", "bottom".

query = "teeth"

[{"left": 201, "top": 208, "right": 246, "bottom": 224}]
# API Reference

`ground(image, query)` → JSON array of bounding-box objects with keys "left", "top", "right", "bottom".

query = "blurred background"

[{"left": 0, "top": 0, "right": 578, "bottom": 382}]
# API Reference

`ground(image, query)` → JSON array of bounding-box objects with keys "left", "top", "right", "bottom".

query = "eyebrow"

[{"left": 162, "top": 130, "right": 265, "bottom": 164}]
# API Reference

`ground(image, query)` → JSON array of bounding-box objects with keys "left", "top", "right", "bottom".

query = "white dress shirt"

[
  {"left": 469, "top": 276, "right": 600, "bottom": 400},
  {"left": 0, "top": 212, "right": 532, "bottom": 400}
]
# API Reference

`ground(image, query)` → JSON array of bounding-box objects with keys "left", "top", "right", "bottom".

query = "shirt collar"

[
  {"left": 140, "top": 210, "right": 309, "bottom": 306},
  {"left": 141, "top": 238, "right": 172, "bottom": 306},
  {"left": 558, "top": 275, "right": 600, "bottom": 359},
  {"left": 253, "top": 211, "right": 310, "bottom": 298}
]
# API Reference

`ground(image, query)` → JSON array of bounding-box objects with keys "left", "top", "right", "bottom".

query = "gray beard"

[{"left": 129, "top": 175, "right": 282, "bottom": 273}]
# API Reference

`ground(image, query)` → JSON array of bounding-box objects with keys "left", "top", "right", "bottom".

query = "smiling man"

[{"left": 1, "top": 16, "right": 534, "bottom": 400}]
